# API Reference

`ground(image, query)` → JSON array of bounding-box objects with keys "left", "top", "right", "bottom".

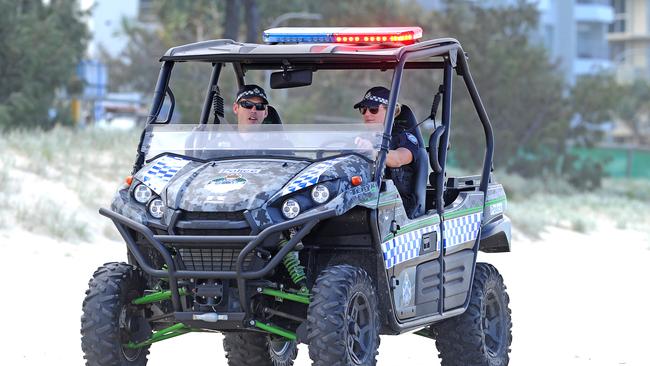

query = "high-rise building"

[
  {"left": 608, "top": 0, "right": 650, "bottom": 81},
  {"left": 416, "top": 0, "right": 615, "bottom": 83}
]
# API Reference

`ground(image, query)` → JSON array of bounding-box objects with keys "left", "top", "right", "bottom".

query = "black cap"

[
  {"left": 236, "top": 84, "right": 269, "bottom": 103},
  {"left": 353, "top": 86, "right": 390, "bottom": 109}
]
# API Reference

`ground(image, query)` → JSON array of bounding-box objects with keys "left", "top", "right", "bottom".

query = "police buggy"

[{"left": 81, "top": 27, "right": 513, "bottom": 366}]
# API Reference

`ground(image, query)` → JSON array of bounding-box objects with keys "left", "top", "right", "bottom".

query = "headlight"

[
  {"left": 281, "top": 199, "right": 300, "bottom": 219},
  {"left": 134, "top": 184, "right": 153, "bottom": 203},
  {"left": 148, "top": 198, "right": 165, "bottom": 219},
  {"left": 311, "top": 184, "right": 330, "bottom": 204}
]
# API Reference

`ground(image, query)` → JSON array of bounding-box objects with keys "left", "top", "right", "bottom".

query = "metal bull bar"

[{"left": 99, "top": 207, "right": 336, "bottom": 312}]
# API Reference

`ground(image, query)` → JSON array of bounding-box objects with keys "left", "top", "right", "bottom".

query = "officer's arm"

[{"left": 386, "top": 148, "right": 413, "bottom": 168}]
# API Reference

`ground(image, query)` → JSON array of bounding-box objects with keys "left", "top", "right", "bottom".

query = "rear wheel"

[
  {"left": 432, "top": 262, "right": 512, "bottom": 366},
  {"left": 307, "top": 265, "right": 380, "bottom": 366},
  {"left": 223, "top": 332, "right": 297, "bottom": 366},
  {"left": 81, "top": 262, "right": 150, "bottom": 366}
]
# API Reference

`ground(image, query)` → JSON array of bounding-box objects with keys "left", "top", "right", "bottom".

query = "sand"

[{"left": 2, "top": 223, "right": 648, "bottom": 365}]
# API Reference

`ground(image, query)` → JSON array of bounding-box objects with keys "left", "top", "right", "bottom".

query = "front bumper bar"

[{"left": 100, "top": 207, "right": 336, "bottom": 313}]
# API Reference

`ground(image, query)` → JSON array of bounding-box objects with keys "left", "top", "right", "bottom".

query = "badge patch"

[
  {"left": 206, "top": 174, "right": 247, "bottom": 193},
  {"left": 405, "top": 132, "right": 418, "bottom": 145}
]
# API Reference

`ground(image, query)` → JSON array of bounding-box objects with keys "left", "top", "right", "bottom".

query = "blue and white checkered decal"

[
  {"left": 381, "top": 224, "right": 439, "bottom": 269},
  {"left": 380, "top": 212, "right": 483, "bottom": 269},
  {"left": 281, "top": 156, "right": 348, "bottom": 195},
  {"left": 140, "top": 156, "right": 191, "bottom": 193},
  {"left": 444, "top": 212, "right": 482, "bottom": 248}
]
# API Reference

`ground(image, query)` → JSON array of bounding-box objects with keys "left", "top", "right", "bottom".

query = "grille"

[
  {"left": 181, "top": 211, "right": 246, "bottom": 221},
  {"left": 178, "top": 248, "right": 253, "bottom": 272}
]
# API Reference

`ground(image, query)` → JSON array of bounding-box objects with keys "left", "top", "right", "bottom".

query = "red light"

[{"left": 331, "top": 27, "right": 421, "bottom": 44}]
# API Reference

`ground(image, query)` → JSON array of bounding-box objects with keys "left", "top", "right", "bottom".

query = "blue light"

[{"left": 263, "top": 32, "right": 334, "bottom": 44}]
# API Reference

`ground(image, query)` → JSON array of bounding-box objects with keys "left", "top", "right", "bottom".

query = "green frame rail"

[
  {"left": 124, "top": 323, "right": 191, "bottom": 349},
  {"left": 261, "top": 288, "right": 310, "bottom": 304},
  {"left": 132, "top": 288, "right": 189, "bottom": 305}
]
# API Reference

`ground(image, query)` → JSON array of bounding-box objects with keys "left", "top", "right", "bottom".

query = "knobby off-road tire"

[
  {"left": 223, "top": 332, "right": 297, "bottom": 366},
  {"left": 432, "top": 262, "right": 512, "bottom": 366},
  {"left": 81, "top": 262, "right": 150, "bottom": 366},
  {"left": 307, "top": 265, "right": 381, "bottom": 366}
]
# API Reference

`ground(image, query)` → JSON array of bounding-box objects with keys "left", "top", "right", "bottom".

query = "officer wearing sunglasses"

[
  {"left": 233, "top": 84, "right": 269, "bottom": 125},
  {"left": 354, "top": 86, "right": 419, "bottom": 215}
]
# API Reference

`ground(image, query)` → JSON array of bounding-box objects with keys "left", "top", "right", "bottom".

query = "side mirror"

[{"left": 270, "top": 69, "right": 313, "bottom": 89}]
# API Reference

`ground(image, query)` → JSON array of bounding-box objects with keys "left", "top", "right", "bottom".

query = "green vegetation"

[
  {"left": 0, "top": 0, "right": 88, "bottom": 129},
  {"left": 500, "top": 172, "right": 650, "bottom": 240},
  {"left": 1, "top": 128, "right": 647, "bottom": 242}
]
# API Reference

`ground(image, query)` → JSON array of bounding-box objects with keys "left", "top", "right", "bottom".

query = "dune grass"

[
  {"left": 0, "top": 127, "right": 139, "bottom": 241},
  {"left": 1, "top": 127, "right": 648, "bottom": 242}
]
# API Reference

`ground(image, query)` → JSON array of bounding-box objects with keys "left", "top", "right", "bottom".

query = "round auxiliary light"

[
  {"left": 311, "top": 184, "right": 330, "bottom": 204},
  {"left": 148, "top": 199, "right": 165, "bottom": 219},
  {"left": 134, "top": 184, "right": 153, "bottom": 203},
  {"left": 282, "top": 199, "right": 301, "bottom": 219}
]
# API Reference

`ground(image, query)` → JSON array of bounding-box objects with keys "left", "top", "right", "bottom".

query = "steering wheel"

[{"left": 315, "top": 138, "right": 357, "bottom": 159}]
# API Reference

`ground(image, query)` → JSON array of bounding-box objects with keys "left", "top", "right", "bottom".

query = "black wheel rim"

[
  {"left": 346, "top": 291, "right": 373, "bottom": 364},
  {"left": 483, "top": 290, "right": 505, "bottom": 357},
  {"left": 119, "top": 306, "right": 144, "bottom": 361},
  {"left": 270, "top": 340, "right": 291, "bottom": 356}
]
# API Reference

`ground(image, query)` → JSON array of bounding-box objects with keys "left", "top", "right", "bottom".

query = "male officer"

[
  {"left": 232, "top": 84, "right": 269, "bottom": 125},
  {"left": 354, "top": 86, "right": 419, "bottom": 217}
]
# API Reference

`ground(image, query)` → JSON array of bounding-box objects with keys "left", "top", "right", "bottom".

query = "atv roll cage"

[{"left": 137, "top": 37, "right": 494, "bottom": 205}]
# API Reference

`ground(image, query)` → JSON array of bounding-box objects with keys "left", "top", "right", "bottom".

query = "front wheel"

[
  {"left": 223, "top": 332, "right": 297, "bottom": 366},
  {"left": 307, "top": 265, "right": 380, "bottom": 366},
  {"left": 432, "top": 262, "right": 512, "bottom": 366},
  {"left": 81, "top": 262, "right": 150, "bottom": 366}
]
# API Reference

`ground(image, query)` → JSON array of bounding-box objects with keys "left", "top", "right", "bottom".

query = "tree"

[
  {"left": 0, "top": 0, "right": 88, "bottom": 129},
  {"left": 568, "top": 73, "right": 620, "bottom": 146},
  {"left": 429, "top": 0, "right": 568, "bottom": 175},
  {"left": 616, "top": 80, "right": 650, "bottom": 145}
]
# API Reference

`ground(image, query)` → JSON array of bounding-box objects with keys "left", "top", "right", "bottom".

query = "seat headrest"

[
  {"left": 263, "top": 105, "right": 282, "bottom": 124},
  {"left": 394, "top": 104, "right": 424, "bottom": 147}
]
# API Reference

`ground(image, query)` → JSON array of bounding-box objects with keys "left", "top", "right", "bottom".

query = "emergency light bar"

[{"left": 263, "top": 27, "right": 423, "bottom": 45}]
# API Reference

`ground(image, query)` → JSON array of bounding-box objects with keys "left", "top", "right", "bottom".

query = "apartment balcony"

[
  {"left": 575, "top": 2, "right": 615, "bottom": 23},
  {"left": 574, "top": 57, "right": 614, "bottom": 75}
]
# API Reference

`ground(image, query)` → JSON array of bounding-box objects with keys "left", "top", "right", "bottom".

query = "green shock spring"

[{"left": 280, "top": 239, "right": 306, "bottom": 287}]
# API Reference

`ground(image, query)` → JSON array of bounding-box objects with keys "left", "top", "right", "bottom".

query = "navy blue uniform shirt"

[{"left": 387, "top": 129, "right": 419, "bottom": 218}]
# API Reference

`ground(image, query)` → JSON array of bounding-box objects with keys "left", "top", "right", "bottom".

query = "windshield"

[{"left": 144, "top": 123, "right": 383, "bottom": 161}]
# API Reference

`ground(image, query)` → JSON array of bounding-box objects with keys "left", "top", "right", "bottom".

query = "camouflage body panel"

[
  {"left": 165, "top": 160, "right": 309, "bottom": 212},
  {"left": 121, "top": 153, "right": 374, "bottom": 229},
  {"left": 250, "top": 155, "right": 374, "bottom": 228},
  {"left": 110, "top": 186, "right": 149, "bottom": 225}
]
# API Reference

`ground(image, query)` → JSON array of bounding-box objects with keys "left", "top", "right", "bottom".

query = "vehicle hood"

[{"left": 163, "top": 159, "right": 310, "bottom": 212}]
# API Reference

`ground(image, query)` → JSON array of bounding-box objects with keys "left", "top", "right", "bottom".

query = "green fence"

[{"left": 571, "top": 146, "right": 650, "bottom": 178}]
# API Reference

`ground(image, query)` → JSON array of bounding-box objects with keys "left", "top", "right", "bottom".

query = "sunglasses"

[
  {"left": 358, "top": 106, "right": 381, "bottom": 115},
  {"left": 238, "top": 100, "right": 268, "bottom": 111}
]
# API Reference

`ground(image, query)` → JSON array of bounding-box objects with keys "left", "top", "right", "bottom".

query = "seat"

[
  {"left": 393, "top": 105, "right": 429, "bottom": 218},
  {"left": 263, "top": 106, "right": 282, "bottom": 124}
]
